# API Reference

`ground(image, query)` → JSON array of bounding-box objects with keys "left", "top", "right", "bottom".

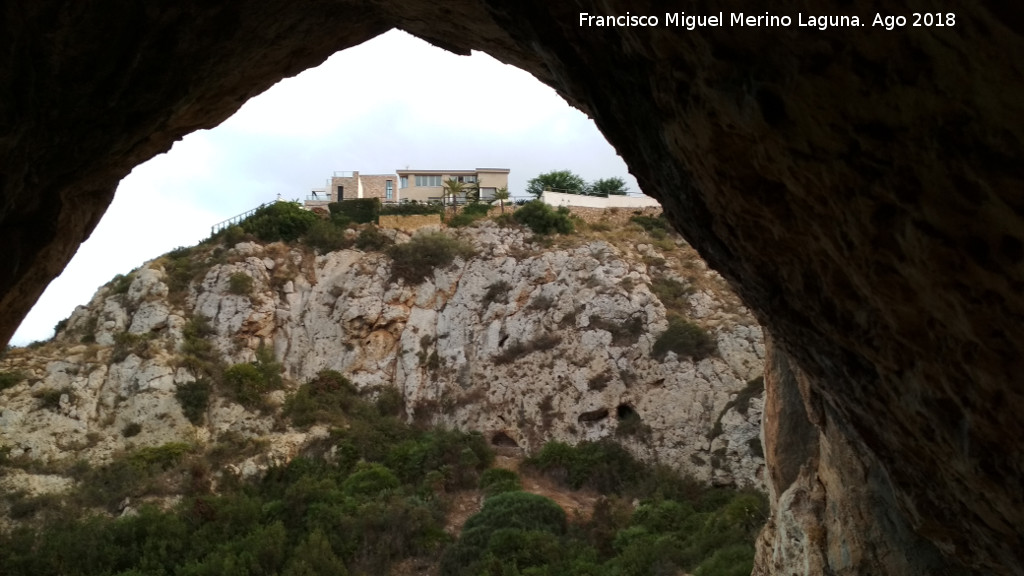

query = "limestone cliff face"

[{"left": 0, "top": 222, "right": 765, "bottom": 500}]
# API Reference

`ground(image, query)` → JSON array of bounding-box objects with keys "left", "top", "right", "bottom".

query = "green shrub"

[
  {"left": 284, "top": 370, "right": 360, "bottom": 428},
  {"left": 630, "top": 213, "right": 669, "bottom": 234},
  {"left": 218, "top": 224, "right": 248, "bottom": 246},
  {"left": 440, "top": 491, "right": 567, "bottom": 575},
  {"left": 179, "top": 315, "right": 221, "bottom": 378},
  {"left": 652, "top": 316, "right": 716, "bottom": 361},
  {"left": 463, "top": 202, "right": 492, "bottom": 216},
  {"left": 524, "top": 440, "right": 644, "bottom": 494},
  {"left": 109, "top": 272, "right": 135, "bottom": 295},
  {"left": 228, "top": 271, "right": 253, "bottom": 295},
  {"left": 304, "top": 218, "right": 352, "bottom": 253},
  {"left": 387, "top": 232, "right": 476, "bottom": 284},
  {"left": 513, "top": 200, "right": 575, "bottom": 235},
  {"left": 78, "top": 316, "right": 98, "bottom": 343},
  {"left": 384, "top": 429, "right": 493, "bottom": 490},
  {"left": 175, "top": 379, "right": 212, "bottom": 425},
  {"left": 71, "top": 443, "right": 195, "bottom": 511},
  {"left": 380, "top": 202, "right": 444, "bottom": 216},
  {"left": 223, "top": 346, "right": 283, "bottom": 408},
  {"left": 53, "top": 318, "right": 69, "bottom": 337},
  {"left": 479, "top": 467, "right": 521, "bottom": 498},
  {"left": 374, "top": 386, "right": 404, "bottom": 417},
  {"left": 224, "top": 364, "right": 267, "bottom": 407},
  {"left": 0, "top": 369, "right": 26, "bottom": 391},
  {"left": 0, "top": 428, "right": 764, "bottom": 576},
  {"left": 342, "top": 462, "right": 400, "bottom": 499},
  {"left": 111, "top": 331, "right": 154, "bottom": 363},
  {"left": 354, "top": 225, "right": 392, "bottom": 251},
  {"left": 492, "top": 213, "right": 519, "bottom": 228},
  {"left": 329, "top": 198, "right": 381, "bottom": 224},
  {"left": 162, "top": 246, "right": 207, "bottom": 301},
  {"left": 183, "top": 313, "right": 215, "bottom": 342},
  {"left": 129, "top": 442, "right": 194, "bottom": 469},
  {"left": 448, "top": 203, "right": 491, "bottom": 228},
  {"left": 240, "top": 201, "right": 319, "bottom": 242},
  {"left": 446, "top": 212, "right": 478, "bottom": 228},
  {"left": 693, "top": 543, "right": 756, "bottom": 576},
  {"left": 33, "top": 387, "right": 74, "bottom": 410},
  {"left": 649, "top": 276, "right": 693, "bottom": 315}
]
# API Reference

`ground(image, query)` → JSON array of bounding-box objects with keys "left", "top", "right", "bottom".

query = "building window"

[
  {"left": 415, "top": 175, "right": 442, "bottom": 187},
  {"left": 385, "top": 180, "right": 393, "bottom": 200},
  {"left": 337, "top": 185, "right": 344, "bottom": 200},
  {"left": 400, "top": 176, "right": 408, "bottom": 189}
]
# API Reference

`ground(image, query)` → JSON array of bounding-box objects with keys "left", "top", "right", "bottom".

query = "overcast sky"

[{"left": 11, "top": 30, "right": 645, "bottom": 346}]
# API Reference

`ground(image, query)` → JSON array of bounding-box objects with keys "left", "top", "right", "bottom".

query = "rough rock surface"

[
  {"left": 1, "top": 223, "right": 765, "bottom": 500},
  {"left": 1, "top": 3, "right": 1022, "bottom": 574}
]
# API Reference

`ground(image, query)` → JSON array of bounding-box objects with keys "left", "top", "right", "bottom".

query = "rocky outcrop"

[
  {"left": 0, "top": 223, "right": 765, "bottom": 498},
  {"left": 1, "top": 2, "right": 1022, "bottom": 574},
  {"left": 754, "top": 336, "right": 960, "bottom": 575}
]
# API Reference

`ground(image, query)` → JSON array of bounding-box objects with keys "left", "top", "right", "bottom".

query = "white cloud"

[{"left": 10, "top": 29, "right": 646, "bottom": 346}]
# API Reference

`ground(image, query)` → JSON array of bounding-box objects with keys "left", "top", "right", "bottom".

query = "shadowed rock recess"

[{"left": 1, "top": 1, "right": 1022, "bottom": 574}]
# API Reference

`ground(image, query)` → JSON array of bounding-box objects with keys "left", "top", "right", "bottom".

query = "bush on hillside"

[
  {"left": 304, "top": 218, "right": 352, "bottom": 253},
  {"left": 175, "top": 379, "right": 212, "bottom": 425},
  {"left": 0, "top": 370, "right": 26, "bottom": 391},
  {"left": 440, "top": 491, "right": 567, "bottom": 576},
  {"left": 223, "top": 345, "right": 283, "bottom": 408},
  {"left": 630, "top": 213, "right": 669, "bottom": 235},
  {"left": 284, "top": 370, "right": 360, "bottom": 428},
  {"left": 354, "top": 225, "right": 392, "bottom": 251},
  {"left": 387, "top": 232, "right": 476, "bottom": 284},
  {"left": 652, "top": 316, "right": 716, "bottom": 361},
  {"left": 380, "top": 202, "right": 444, "bottom": 216},
  {"left": 329, "top": 198, "right": 381, "bottom": 224},
  {"left": 650, "top": 277, "right": 693, "bottom": 315},
  {"left": 478, "top": 467, "right": 522, "bottom": 498},
  {"left": 513, "top": 200, "right": 574, "bottom": 235},
  {"left": 241, "top": 202, "right": 319, "bottom": 242},
  {"left": 228, "top": 272, "right": 253, "bottom": 295}
]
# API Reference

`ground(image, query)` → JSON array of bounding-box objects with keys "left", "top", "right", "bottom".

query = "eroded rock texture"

[
  {"left": 0, "top": 224, "right": 765, "bottom": 494},
  {"left": 1, "top": 1, "right": 1022, "bottom": 574}
]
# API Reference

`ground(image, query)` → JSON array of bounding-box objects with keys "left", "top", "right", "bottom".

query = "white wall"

[{"left": 541, "top": 190, "right": 661, "bottom": 208}]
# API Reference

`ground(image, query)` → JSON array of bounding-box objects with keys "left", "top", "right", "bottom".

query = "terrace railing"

[{"left": 210, "top": 202, "right": 271, "bottom": 235}]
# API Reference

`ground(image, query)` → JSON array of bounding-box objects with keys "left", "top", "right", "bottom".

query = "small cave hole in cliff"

[
  {"left": 616, "top": 403, "right": 637, "bottom": 420},
  {"left": 490, "top": 431, "right": 519, "bottom": 448}
]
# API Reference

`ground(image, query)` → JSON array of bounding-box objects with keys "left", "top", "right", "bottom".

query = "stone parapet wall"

[{"left": 379, "top": 214, "right": 442, "bottom": 233}]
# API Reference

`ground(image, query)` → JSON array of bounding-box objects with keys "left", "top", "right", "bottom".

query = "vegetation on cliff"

[
  {"left": 0, "top": 370, "right": 765, "bottom": 575},
  {"left": 0, "top": 201, "right": 765, "bottom": 574}
]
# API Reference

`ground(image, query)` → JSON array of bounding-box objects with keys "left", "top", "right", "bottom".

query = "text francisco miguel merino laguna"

[{"left": 580, "top": 12, "right": 914, "bottom": 30}]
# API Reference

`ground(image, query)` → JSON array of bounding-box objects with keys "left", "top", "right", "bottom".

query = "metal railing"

[
  {"left": 426, "top": 195, "right": 534, "bottom": 206},
  {"left": 210, "top": 202, "right": 271, "bottom": 235}
]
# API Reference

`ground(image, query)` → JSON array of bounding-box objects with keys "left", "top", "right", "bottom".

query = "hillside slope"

[{"left": 1, "top": 209, "right": 764, "bottom": 501}]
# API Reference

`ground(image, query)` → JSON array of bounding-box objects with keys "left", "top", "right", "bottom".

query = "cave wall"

[{"left": 1, "top": 1, "right": 1023, "bottom": 573}]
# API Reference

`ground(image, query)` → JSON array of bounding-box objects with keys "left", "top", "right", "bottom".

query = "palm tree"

[
  {"left": 464, "top": 179, "right": 480, "bottom": 204},
  {"left": 442, "top": 178, "right": 465, "bottom": 218},
  {"left": 492, "top": 186, "right": 510, "bottom": 214}
]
